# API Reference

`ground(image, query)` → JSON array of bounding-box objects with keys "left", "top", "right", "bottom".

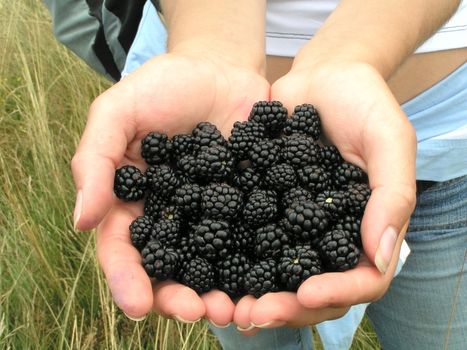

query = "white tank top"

[{"left": 266, "top": 0, "right": 467, "bottom": 57}]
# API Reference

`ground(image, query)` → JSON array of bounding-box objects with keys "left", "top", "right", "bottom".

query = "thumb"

[
  {"left": 361, "top": 113, "right": 417, "bottom": 274},
  {"left": 71, "top": 91, "right": 134, "bottom": 231}
]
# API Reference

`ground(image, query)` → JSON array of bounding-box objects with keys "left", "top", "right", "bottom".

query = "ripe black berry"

[
  {"left": 196, "top": 146, "right": 235, "bottom": 182},
  {"left": 283, "top": 104, "right": 321, "bottom": 140},
  {"left": 142, "top": 241, "right": 179, "bottom": 280},
  {"left": 284, "top": 201, "right": 329, "bottom": 242},
  {"left": 217, "top": 253, "right": 251, "bottom": 297},
  {"left": 249, "top": 139, "right": 281, "bottom": 170},
  {"left": 141, "top": 132, "right": 170, "bottom": 165},
  {"left": 146, "top": 164, "right": 180, "bottom": 198},
  {"left": 280, "top": 135, "right": 320, "bottom": 169},
  {"left": 179, "top": 257, "right": 215, "bottom": 294},
  {"left": 262, "top": 163, "right": 297, "bottom": 193},
  {"left": 255, "top": 223, "right": 291, "bottom": 259},
  {"left": 319, "top": 230, "right": 360, "bottom": 271},
  {"left": 297, "top": 165, "right": 331, "bottom": 194},
  {"left": 129, "top": 215, "right": 153, "bottom": 251},
  {"left": 228, "top": 121, "right": 266, "bottom": 160},
  {"left": 242, "top": 189, "right": 278, "bottom": 228},
  {"left": 245, "top": 259, "right": 279, "bottom": 298},
  {"left": 194, "top": 219, "right": 233, "bottom": 261},
  {"left": 248, "top": 100, "right": 288, "bottom": 135},
  {"left": 114, "top": 165, "right": 147, "bottom": 201},
  {"left": 201, "top": 183, "right": 243, "bottom": 221}
]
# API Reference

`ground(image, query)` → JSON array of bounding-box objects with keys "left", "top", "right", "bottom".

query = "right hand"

[{"left": 71, "top": 52, "right": 269, "bottom": 324}]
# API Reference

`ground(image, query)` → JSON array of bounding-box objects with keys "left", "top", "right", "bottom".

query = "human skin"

[{"left": 71, "top": 0, "right": 460, "bottom": 332}]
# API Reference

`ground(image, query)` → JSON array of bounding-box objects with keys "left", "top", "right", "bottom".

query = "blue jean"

[{"left": 211, "top": 174, "right": 467, "bottom": 350}]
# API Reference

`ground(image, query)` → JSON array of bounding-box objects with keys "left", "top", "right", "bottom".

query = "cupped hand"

[
  {"left": 234, "top": 61, "right": 417, "bottom": 333},
  {"left": 71, "top": 52, "right": 269, "bottom": 322}
]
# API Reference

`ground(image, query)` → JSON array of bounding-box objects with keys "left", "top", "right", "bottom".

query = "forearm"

[
  {"left": 160, "top": 0, "right": 266, "bottom": 72},
  {"left": 293, "top": 0, "right": 461, "bottom": 78}
]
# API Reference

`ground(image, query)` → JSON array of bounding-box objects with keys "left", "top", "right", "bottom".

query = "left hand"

[{"left": 234, "top": 60, "right": 416, "bottom": 334}]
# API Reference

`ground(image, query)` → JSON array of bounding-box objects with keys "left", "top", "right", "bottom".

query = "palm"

[{"left": 73, "top": 53, "right": 269, "bottom": 322}]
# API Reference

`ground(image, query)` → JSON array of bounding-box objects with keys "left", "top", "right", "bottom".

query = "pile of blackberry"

[{"left": 114, "top": 101, "right": 370, "bottom": 298}]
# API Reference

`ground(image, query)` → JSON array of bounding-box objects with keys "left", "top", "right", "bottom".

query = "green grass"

[{"left": 0, "top": 1, "right": 381, "bottom": 348}]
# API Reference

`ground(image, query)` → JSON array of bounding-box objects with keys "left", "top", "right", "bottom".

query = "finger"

[
  {"left": 233, "top": 295, "right": 259, "bottom": 336},
  {"left": 152, "top": 281, "right": 206, "bottom": 322},
  {"left": 96, "top": 202, "right": 153, "bottom": 319},
  {"left": 72, "top": 87, "right": 136, "bottom": 231},
  {"left": 361, "top": 109, "right": 417, "bottom": 273},
  {"left": 249, "top": 292, "right": 349, "bottom": 328},
  {"left": 201, "top": 290, "right": 235, "bottom": 327}
]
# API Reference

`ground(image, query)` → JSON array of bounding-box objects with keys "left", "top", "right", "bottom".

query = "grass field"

[{"left": 0, "top": 1, "right": 381, "bottom": 348}]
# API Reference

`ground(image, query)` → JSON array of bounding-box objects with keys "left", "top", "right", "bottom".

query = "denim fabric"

[{"left": 367, "top": 175, "right": 467, "bottom": 350}]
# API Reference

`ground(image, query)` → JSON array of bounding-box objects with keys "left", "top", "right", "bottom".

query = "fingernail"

[
  {"left": 124, "top": 312, "right": 146, "bottom": 322},
  {"left": 209, "top": 320, "right": 231, "bottom": 328},
  {"left": 251, "top": 320, "right": 286, "bottom": 328},
  {"left": 236, "top": 324, "right": 256, "bottom": 332},
  {"left": 73, "top": 190, "right": 83, "bottom": 230},
  {"left": 173, "top": 315, "right": 201, "bottom": 324},
  {"left": 375, "top": 226, "right": 398, "bottom": 274}
]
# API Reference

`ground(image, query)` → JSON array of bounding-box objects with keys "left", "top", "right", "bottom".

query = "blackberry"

[
  {"left": 278, "top": 245, "right": 322, "bottom": 291},
  {"left": 175, "top": 234, "right": 197, "bottom": 262},
  {"left": 346, "top": 183, "right": 371, "bottom": 215},
  {"left": 248, "top": 100, "right": 288, "bottom": 135},
  {"left": 284, "top": 201, "right": 329, "bottom": 243},
  {"left": 114, "top": 165, "right": 147, "bottom": 201},
  {"left": 245, "top": 259, "right": 279, "bottom": 298},
  {"left": 233, "top": 224, "right": 256, "bottom": 258},
  {"left": 201, "top": 183, "right": 243, "bottom": 221},
  {"left": 263, "top": 163, "right": 297, "bottom": 193},
  {"left": 319, "top": 229, "right": 360, "bottom": 271},
  {"left": 297, "top": 165, "right": 331, "bottom": 194},
  {"left": 315, "top": 190, "right": 348, "bottom": 220},
  {"left": 171, "top": 134, "right": 195, "bottom": 160},
  {"left": 194, "top": 219, "right": 233, "bottom": 261},
  {"left": 151, "top": 219, "right": 181, "bottom": 247},
  {"left": 282, "top": 187, "right": 315, "bottom": 209},
  {"left": 228, "top": 121, "right": 266, "bottom": 160},
  {"left": 146, "top": 165, "right": 180, "bottom": 198},
  {"left": 144, "top": 191, "right": 168, "bottom": 219},
  {"left": 232, "top": 167, "right": 262, "bottom": 193},
  {"left": 129, "top": 215, "right": 153, "bottom": 251},
  {"left": 173, "top": 183, "right": 203, "bottom": 218},
  {"left": 141, "top": 132, "right": 170, "bottom": 165},
  {"left": 333, "top": 162, "right": 367, "bottom": 188},
  {"left": 196, "top": 146, "right": 235, "bottom": 182},
  {"left": 159, "top": 205, "right": 184, "bottom": 223},
  {"left": 335, "top": 215, "right": 362, "bottom": 247},
  {"left": 319, "top": 145, "right": 343, "bottom": 171},
  {"left": 242, "top": 189, "right": 278, "bottom": 228},
  {"left": 179, "top": 257, "right": 215, "bottom": 294},
  {"left": 177, "top": 154, "right": 199, "bottom": 183},
  {"left": 142, "top": 241, "right": 179, "bottom": 280},
  {"left": 280, "top": 135, "right": 321, "bottom": 169},
  {"left": 283, "top": 104, "right": 321, "bottom": 140},
  {"left": 217, "top": 253, "right": 251, "bottom": 297},
  {"left": 249, "top": 139, "right": 281, "bottom": 170},
  {"left": 192, "top": 122, "right": 226, "bottom": 151},
  {"left": 255, "top": 223, "right": 291, "bottom": 259}
]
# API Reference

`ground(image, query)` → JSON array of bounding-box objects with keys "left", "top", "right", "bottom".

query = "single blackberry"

[
  {"left": 248, "top": 100, "right": 288, "bottom": 135},
  {"left": 284, "top": 200, "right": 329, "bottom": 242},
  {"left": 335, "top": 215, "right": 362, "bottom": 247},
  {"left": 278, "top": 245, "right": 322, "bottom": 291},
  {"left": 129, "top": 215, "right": 154, "bottom": 251},
  {"left": 146, "top": 165, "right": 180, "bottom": 198},
  {"left": 283, "top": 104, "right": 321, "bottom": 140},
  {"left": 319, "top": 229, "right": 360, "bottom": 271},
  {"left": 232, "top": 167, "right": 262, "bottom": 193},
  {"left": 175, "top": 234, "right": 197, "bottom": 262},
  {"left": 228, "top": 121, "right": 266, "bottom": 160},
  {"left": 346, "top": 183, "right": 371, "bottom": 215},
  {"left": 177, "top": 154, "right": 199, "bottom": 183},
  {"left": 201, "top": 183, "right": 243, "bottom": 221},
  {"left": 141, "top": 132, "right": 170, "bottom": 165},
  {"left": 179, "top": 257, "right": 215, "bottom": 294},
  {"left": 233, "top": 224, "right": 256, "bottom": 258},
  {"left": 150, "top": 219, "right": 181, "bottom": 247},
  {"left": 217, "top": 253, "right": 251, "bottom": 297},
  {"left": 192, "top": 122, "right": 226, "bottom": 151},
  {"left": 194, "top": 219, "right": 233, "bottom": 261},
  {"left": 245, "top": 259, "right": 279, "bottom": 298},
  {"left": 196, "top": 146, "right": 235, "bottom": 182},
  {"left": 280, "top": 135, "right": 321, "bottom": 169},
  {"left": 173, "top": 183, "right": 203, "bottom": 218},
  {"left": 282, "top": 187, "right": 315, "bottom": 209},
  {"left": 315, "top": 190, "right": 348, "bottom": 220},
  {"left": 297, "top": 165, "right": 331, "bottom": 194},
  {"left": 242, "top": 189, "right": 278, "bottom": 228},
  {"left": 319, "top": 145, "right": 343, "bottom": 171},
  {"left": 249, "top": 139, "right": 281, "bottom": 170},
  {"left": 263, "top": 163, "right": 297, "bottom": 193},
  {"left": 171, "top": 134, "right": 195, "bottom": 160},
  {"left": 144, "top": 191, "right": 169, "bottom": 219},
  {"left": 114, "top": 165, "right": 147, "bottom": 201},
  {"left": 255, "top": 223, "right": 291, "bottom": 259},
  {"left": 333, "top": 162, "right": 367, "bottom": 188},
  {"left": 142, "top": 241, "right": 179, "bottom": 280}
]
